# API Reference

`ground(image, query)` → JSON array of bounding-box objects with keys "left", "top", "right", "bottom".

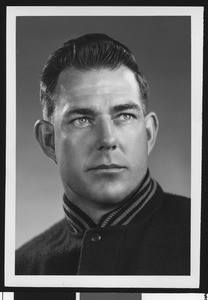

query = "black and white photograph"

[{"left": 5, "top": 6, "right": 203, "bottom": 288}]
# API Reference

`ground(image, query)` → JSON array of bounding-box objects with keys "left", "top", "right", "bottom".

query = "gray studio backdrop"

[{"left": 16, "top": 16, "right": 191, "bottom": 249}]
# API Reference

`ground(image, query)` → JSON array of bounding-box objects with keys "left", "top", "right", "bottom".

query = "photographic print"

[{"left": 5, "top": 6, "right": 203, "bottom": 288}]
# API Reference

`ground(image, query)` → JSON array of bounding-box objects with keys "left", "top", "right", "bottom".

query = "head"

[
  {"left": 35, "top": 33, "right": 159, "bottom": 220},
  {"left": 40, "top": 33, "right": 149, "bottom": 122}
]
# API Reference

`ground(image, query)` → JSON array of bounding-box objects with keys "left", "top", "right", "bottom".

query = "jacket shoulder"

[
  {"left": 159, "top": 191, "right": 190, "bottom": 233},
  {"left": 162, "top": 192, "right": 190, "bottom": 213},
  {"left": 15, "top": 218, "right": 67, "bottom": 274}
]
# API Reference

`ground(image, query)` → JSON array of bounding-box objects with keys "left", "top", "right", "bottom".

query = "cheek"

[
  {"left": 122, "top": 124, "right": 148, "bottom": 151},
  {"left": 123, "top": 126, "right": 148, "bottom": 169},
  {"left": 55, "top": 130, "right": 92, "bottom": 170}
]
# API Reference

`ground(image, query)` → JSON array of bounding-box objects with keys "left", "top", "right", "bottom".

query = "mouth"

[{"left": 87, "top": 164, "right": 126, "bottom": 173}]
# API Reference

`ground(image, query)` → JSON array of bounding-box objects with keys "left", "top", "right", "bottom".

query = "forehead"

[{"left": 55, "top": 66, "right": 141, "bottom": 107}]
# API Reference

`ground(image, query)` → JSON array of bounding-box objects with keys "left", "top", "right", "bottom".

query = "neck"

[
  {"left": 64, "top": 186, "right": 121, "bottom": 224},
  {"left": 63, "top": 175, "right": 148, "bottom": 224},
  {"left": 63, "top": 169, "right": 156, "bottom": 233}
]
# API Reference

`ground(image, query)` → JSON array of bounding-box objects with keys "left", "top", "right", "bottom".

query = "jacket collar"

[{"left": 63, "top": 169, "right": 157, "bottom": 234}]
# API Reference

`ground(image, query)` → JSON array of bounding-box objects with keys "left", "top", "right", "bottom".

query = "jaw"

[{"left": 62, "top": 167, "right": 146, "bottom": 223}]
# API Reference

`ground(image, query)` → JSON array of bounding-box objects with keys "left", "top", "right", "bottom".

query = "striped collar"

[{"left": 63, "top": 169, "right": 157, "bottom": 234}]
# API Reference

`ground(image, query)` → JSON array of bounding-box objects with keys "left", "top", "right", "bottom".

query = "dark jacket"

[{"left": 15, "top": 184, "right": 190, "bottom": 275}]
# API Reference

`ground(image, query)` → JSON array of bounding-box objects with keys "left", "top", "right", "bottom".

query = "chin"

[{"left": 89, "top": 185, "right": 131, "bottom": 205}]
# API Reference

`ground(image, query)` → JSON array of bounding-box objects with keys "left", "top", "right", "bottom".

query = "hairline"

[{"left": 42, "top": 65, "right": 147, "bottom": 123}]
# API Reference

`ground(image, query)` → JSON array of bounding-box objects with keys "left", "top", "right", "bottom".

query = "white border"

[
  {"left": 76, "top": 293, "right": 80, "bottom": 300},
  {"left": 4, "top": 6, "right": 205, "bottom": 16},
  {"left": 5, "top": 6, "right": 203, "bottom": 288},
  {"left": 2, "top": 293, "right": 14, "bottom": 300},
  {"left": 142, "top": 294, "right": 204, "bottom": 300}
]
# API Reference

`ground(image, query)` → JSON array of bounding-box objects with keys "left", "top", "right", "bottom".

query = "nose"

[{"left": 95, "top": 117, "right": 117, "bottom": 151}]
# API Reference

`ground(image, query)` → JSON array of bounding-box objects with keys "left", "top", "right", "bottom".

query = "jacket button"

[{"left": 91, "top": 233, "right": 101, "bottom": 242}]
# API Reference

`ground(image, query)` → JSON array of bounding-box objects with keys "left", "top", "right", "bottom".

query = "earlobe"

[
  {"left": 145, "top": 112, "right": 159, "bottom": 156},
  {"left": 34, "top": 120, "right": 57, "bottom": 163}
]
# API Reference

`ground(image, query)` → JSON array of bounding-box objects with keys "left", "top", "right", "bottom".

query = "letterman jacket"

[{"left": 15, "top": 171, "right": 190, "bottom": 275}]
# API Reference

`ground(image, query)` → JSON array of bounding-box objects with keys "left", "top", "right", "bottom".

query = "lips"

[{"left": 87, "top": 164, "right": 126, "bottom": 171}]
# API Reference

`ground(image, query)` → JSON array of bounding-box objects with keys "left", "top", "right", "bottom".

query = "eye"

[
  {"left": 116, "top": 113, "right": 136, "bottom": 121},
  {"left": 72, "top": 117, "right": 92, "bottom": 127}
]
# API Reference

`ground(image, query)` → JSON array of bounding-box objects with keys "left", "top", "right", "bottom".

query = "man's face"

[{"left": 53, "top": 67, "right": 152, "bottom": 211}]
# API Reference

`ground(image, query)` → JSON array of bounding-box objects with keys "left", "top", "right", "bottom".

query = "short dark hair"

[{"left": 40, "top": 33, "right": 149, "bottom": 121}]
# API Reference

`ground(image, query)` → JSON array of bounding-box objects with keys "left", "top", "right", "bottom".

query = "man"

[{"left": 16, "top": 33, "right": 190, "bottom": 275}]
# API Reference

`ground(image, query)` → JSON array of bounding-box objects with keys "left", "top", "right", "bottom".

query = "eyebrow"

[
  {"left": 65, "top": 103, "right": 141, "bottom": 117},
  {"left": 111, "top": 103, "right": 141, "bottom": 114}
]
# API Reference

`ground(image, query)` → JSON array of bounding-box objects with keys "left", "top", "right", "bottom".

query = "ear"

[
  {"left": 145, "top": 112, "right": 159, "bottom": 156},
  {"left": 34, "top": 120, "right": 57, "bottom": 163}
]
